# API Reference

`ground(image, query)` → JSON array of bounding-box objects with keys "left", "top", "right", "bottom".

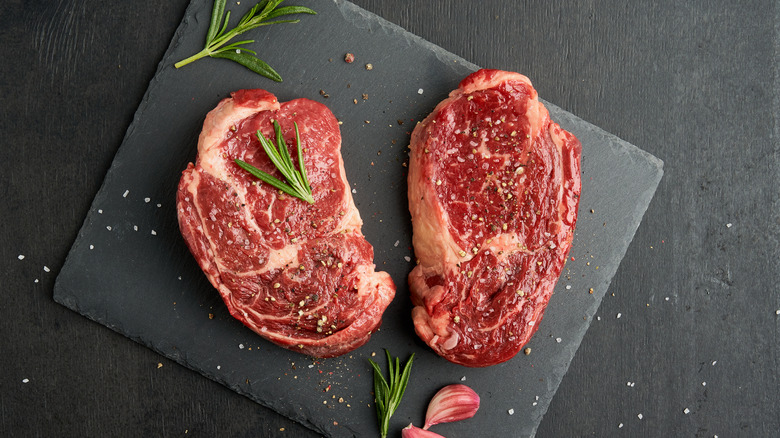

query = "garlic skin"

[
  {"left": 402, "top": 423, "right": 447, "bottom": 438},
  {"left": 423, "top": 384, "right": 480, "bottom": 429}
]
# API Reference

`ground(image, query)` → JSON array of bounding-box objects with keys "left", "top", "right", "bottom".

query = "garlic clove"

[
  {"left": 423, "top": 384, "right": 480, "bottom": 429},
  {"left": 402, "top": 423, "right": 447, "bottom": 438}
]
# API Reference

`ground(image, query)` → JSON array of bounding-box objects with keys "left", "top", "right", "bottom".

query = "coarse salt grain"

[
  {"left": 417, "top": 88, "right": 424, "bottom": 94},
  {"left": 775, "top": 310, "right": 780, "bottom": 315},
  {"left": 617, "top": 313, "right": 622, "bottom": 318},
  {"left": 17, "top": 255, "right": 24, "bottom": 260},
  {"left": 665, "top": 296, "right": 670, "bottom": 301},
  {"left": 712, "top": 360, "right": 717, "bottom": 365},
  {"left": 702, "top": 381, "right": 706, "bottom": 386},
  {"left": 637, "top": 413, "right": 643, "bottom": 420},
  {"left": 508, "top": 409, "right": 514, "bottom": 415},
  {"left": 151, "top": 230, "right": 157, "bottom": 235},
  {"left": 98, "top": 209, "right": 103, "bottom": 214},
  {"left": 144, "top": 197, "right": 151, "bottom": 203},
  {"left": 597, "top": 316, "right": 601, "bottom": 321},
  {"left": 394, "top": 240, "right": 400, "bottom": 247},
  {"left": 34, "top": 279, "right": 39, "bottom": 283},
  {"left": 683, "top": 408, "right": 690, "bottom": 414},
  {"left": 89, "top": 245, "right": 94, "bottom": 250},
  {"left": 43, "top": 266, "right": 50, "bottom": 272},
  {"left": 532, "top": 402, "right": 537, "bottom": 406},
  {"left": 22, "top": 378, "right": 29, "bottom": 383},
  {"left": 555, "top": 337, "right": 562, "bottom": 343},
  {"left": 123, "top": 190, "right": 129, "bottom": 198},
  {"left": 618, "top": 423, "right": 623, "bottom": 428},
  {"left": 565, "top": 284, "right": 571, "bottom": 290},
  {"left": 217, "top": 365, "right": 221, "bottom": 370},
  {"left": 461, "top": 376, "right": 466, "bottom": 381},
  {"left": 157, "top": 204, "right": 162, "bottom": 208},
  {"left": 106, "top": 226, "right": 112, "bottom": 231},
  {"left": 134, "top": 225, "right": 138, "bottom": 231},
  {"left": 726, "top": 223, "right": 732, "bottom": 228},
  {"left": 352, "top": 188, "right": 357, "bottom": 193},
  {"left": 239, "top": 344, "right": 245, "bottom": 349},
  {"left": 404, "top": 256, "right": 411, "bottom": 262}
]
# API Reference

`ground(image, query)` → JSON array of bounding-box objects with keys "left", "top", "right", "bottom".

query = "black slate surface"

[{"left": 49, "top": 1, "right": 663, "bottom": 437}]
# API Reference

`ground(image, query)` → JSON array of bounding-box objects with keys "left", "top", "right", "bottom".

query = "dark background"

[{"left": 1, "top": 1, "right": 777, "bottom": 437}]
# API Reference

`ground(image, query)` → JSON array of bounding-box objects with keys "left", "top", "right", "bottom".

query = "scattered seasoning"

[
  {"left": 524, "top": 348, "right": 531, "bottom": 355},
  {"left": 157, "top": 363, "right": 163, "bottom": 369},
  {"left": 365, "top": 63, "right": 373, "bottom": 70},
  {"left": 344, "top": 53, "right": 355, "bottom": 63},
  {"left": 319, "top": 89, "right": 329, "bottom": 98}
]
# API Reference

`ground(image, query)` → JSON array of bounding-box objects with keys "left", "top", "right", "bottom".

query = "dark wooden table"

[{"left": 2, "top": 1, "right": 777, "bottom": 436}]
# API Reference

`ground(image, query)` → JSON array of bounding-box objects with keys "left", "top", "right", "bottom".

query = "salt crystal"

[
  {"left": 532, "top": 402, "right": 537, "bottom": 406},
  {"left": 144, "top": 197, "right": 151, "bottom": 203},
  {"left": 177, "top": 276, "right": 182, "bottom": 280},
  {"left": 565, "top": 284, "right": 571, "bottom": 290},
  {"left": 404, "top": 256, "right": 411, "bottom": 262},
  {"left": 89, "top": 245, "right": 94, "bottom": 250},
  {"left": 239, "top": 344, "right": 245, "bottom": 349},
  {"left": 617, "top": 313, "right": 622, "bottom": 318},
  {"left": 726, "top": 223, "right": 732, "bottom": 228},
  {"left": 134, "top": 225, "right": 138, "bottom": 231},
  {"left": 775, "top": 310, "right": 780, "bottom": 315},
  {"left": 417, "top": 88, "right": 424, "bottom": 94},
  {"left": 308, "top": 364, "right": 314, "bottom": 368},
  {"left": 618, "top": 423, "right": 623, "bottom": 428},
  {"left": 34, "top": 279, "right": 39, "bottom": 283},
  {"left": 535, "top": 396, "right": 539, "bottom": 401},
  {"left": 17, "top": 255, "right": 24, "bottom": 260},
  {"left": 22, "top": 378, "right": 29, "bottom": 384},
  {"left": 151, "top": 230, "right": 157, "bottom": 235},
  {"left": 683, "top": 408, "right": 690, "bottom": 414},
  {"left": 123, "top": 190, "right": 129, "bottom": 198},
  {"left": 665, "top": 296, "right": 670, "bottom": 301},
  {"left": 352, "top": 188, "right": 357, "bottom": 194},
  {"left": 712, "top": 360, "right": 717, "bottom": 365},
  {"left": 106, "top": 226, "right": 112, "bottom": 231},
  {"left": 460, "top": 376, "right": 466, "bottom": 381},
  {"left": 43, "top": 266, "right": 50, "bottom": 273},
  {"left": 597, "top": 316, "right": 601, "bottom": 321},
  {"left": 217, "top": 365, "right": 221, "bottom": 370},
  {"left": 98, "top": 209, "right": 103, "bottom": 214},
  {"left": 157, "top": 204, "right": 162, "bottom": 208},
  {"left": 637, "top": 413, "right": 643, "bottom": 420},
  {"left": 394, "top": 240, "right": 400, "bottom": 247},
  {"left": 702, "top": 381, "right": 706, "bottom": 386},
  {"left": 507, "top": 409, "right": 514, "bottom": 415},
  {"left": 555, "top": 337, "right": 562, "bottom": 343}
]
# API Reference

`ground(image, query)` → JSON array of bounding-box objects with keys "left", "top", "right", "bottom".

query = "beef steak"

[
  {"left": 177, "top": 89, "right": 395, "bottom": 358},
  {"left": 408, "top": 70, "right": 582, "bottom": 367}
]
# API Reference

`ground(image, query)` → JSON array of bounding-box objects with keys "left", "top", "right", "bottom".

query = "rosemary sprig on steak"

[
  {"left": 235, "top": 120, "right": 314, "bottom": 204},
  {"left": 369, "top": 350, "right": 415, "bottom": 438},
  {"left": 174, "top": 0, "right": 316, "bottom": 81}
]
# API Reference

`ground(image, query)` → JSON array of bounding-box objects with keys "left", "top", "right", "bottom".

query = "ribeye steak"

[
  {"left": 177, "top": 89, "right": 395, "bottom": 358},
  {"left": 408, "top": 70, "right": 582, "bottom": 367}
]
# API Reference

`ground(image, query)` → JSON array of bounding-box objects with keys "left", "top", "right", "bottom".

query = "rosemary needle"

[
  {"left": 235, "top": 120, "right": 314, "bottom": 204},
  {"left": 369, "top": 350, "right": 415, "bottom": 438},
  {"left": 175, "top": 0, "right": 316, "bottom": 81}
]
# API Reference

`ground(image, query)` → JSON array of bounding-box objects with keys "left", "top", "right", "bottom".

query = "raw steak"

[
  {"left": 177, "top": 89, "right": 395, "bottom": 358},
  {"left": 408, "top": 70, "right": 582, "bottom": 367}
]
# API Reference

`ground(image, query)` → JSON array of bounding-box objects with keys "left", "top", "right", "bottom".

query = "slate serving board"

[{"left": 53, "top": 1, "right": 663, "bottom": 436}]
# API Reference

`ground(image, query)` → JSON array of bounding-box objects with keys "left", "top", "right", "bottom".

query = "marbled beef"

[
  {"left": 177, "top": 89, "right": 395, "bottom": 358},
  {"left": 408, "top": 70, "right": 581, "bottom": 367}
]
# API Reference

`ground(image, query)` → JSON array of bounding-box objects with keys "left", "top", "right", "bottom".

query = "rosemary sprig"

[
  {"left": 235, "top": 120, "right": 314, "bottom": 204},
  {"left": 369, "top": 350, "right": 415, "bottom": 438},
  {"left": 174, "top": 0, "right": 316, "bottom": 81}
]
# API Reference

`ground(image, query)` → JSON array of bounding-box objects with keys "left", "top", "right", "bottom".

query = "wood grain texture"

[{"left": 1, "top": 0, "right": 777, "bottom": 437}]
